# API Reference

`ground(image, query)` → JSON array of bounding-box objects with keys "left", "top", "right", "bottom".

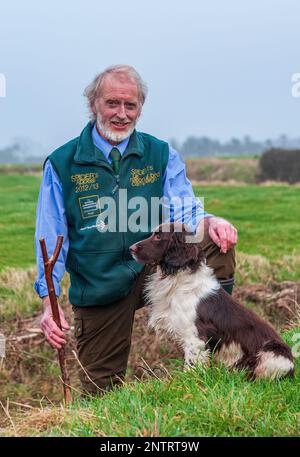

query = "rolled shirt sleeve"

[
  {"left": 162, "top": 145, "right": 213, "bottom": 232},
  {"left": 34, "top": 160, "right": 69, "bottom": 298}
]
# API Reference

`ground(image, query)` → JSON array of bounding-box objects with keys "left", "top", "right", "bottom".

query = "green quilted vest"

[{"left": 47, "top": 122, "right": 169, "bottom": 306}]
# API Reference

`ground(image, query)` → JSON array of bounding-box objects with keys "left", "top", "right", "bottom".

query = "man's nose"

[{"left": 116, "top": 104, "right": 127, "bottom": 119}]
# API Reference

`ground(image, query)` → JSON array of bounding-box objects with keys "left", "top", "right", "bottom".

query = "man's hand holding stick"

[{"left": 39, "top": 235, "right": 72, "bottom": 405}]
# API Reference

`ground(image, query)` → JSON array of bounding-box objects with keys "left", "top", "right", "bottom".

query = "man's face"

[{"left": 92, "top": 73, "right": 142, "bottom": 144}]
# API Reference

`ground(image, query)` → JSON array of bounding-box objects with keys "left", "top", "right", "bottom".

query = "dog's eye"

[{"left": 154, "top": 233, "right": 161, "bottom": 240}]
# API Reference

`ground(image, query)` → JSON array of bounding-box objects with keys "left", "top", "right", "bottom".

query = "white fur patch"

[
  {"left": 254, "top": 351, "right": 294, "bottom": 379},
  {"left": 143, "top": 263, "right": 220, "bottom": 363},
  {"left": 184, "top": 337, "right": 211, "bottom": 368},
  {"left": 215, "top": 342, "right": 244, "bottom": 368}
]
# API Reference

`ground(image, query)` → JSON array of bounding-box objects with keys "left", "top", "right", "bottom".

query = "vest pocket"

[
  {"left": 66, "top": 250, "right": 87, "bottom": 305},
  {"left": 68, "top": 249, "right": 137, "bottom": 306}
]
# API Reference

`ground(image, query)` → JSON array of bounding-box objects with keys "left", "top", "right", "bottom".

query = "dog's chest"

[
  {"left": 149, "top": 277, "right": 196, "bottom": 324},
  {"left": 143, "top": 266, "right": 219, "bottom": 338}
]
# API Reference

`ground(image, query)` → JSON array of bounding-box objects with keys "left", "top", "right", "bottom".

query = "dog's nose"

[{"left": 129, "top": 244, "right": 139, "bottom": 253}]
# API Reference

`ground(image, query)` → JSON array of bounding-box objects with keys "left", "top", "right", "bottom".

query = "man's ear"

[{"left": 91, "top": 103, "right": 97, "bottom": 117}]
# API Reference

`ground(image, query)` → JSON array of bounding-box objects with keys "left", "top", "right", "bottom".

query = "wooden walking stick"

[{"left": 39, "top": 235, "right": 72, "bottom": 405}]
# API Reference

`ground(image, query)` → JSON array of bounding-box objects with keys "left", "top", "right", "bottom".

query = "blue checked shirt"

[{"left": 34, "top": 124, "right": 212, "bottom": 297}]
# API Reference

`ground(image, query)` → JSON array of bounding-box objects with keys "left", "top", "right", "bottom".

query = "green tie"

[{"left": 109, "top": 147, "right": 121, "bottom": 174}]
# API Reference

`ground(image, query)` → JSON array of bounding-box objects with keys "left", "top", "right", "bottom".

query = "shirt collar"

[
  {"left": 92, "top": 122, "right": 130, "bottom": 160},
  {"left": 74, "top": 122, "right": 145, "bottom": 166}
]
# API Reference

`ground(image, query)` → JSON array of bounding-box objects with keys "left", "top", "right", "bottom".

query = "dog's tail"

[{"left": 253, "top": 340, "right": 294, "bottom": 380}]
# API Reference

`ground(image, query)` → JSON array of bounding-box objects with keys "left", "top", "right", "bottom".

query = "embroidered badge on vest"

[
  {"left": 130, "top": 166, "right": 160, "bottom": 187},
  {"left": 71, "top": 172, "right": 100, "bottom": 193},
  {"left": 78, "top": 195, "right": 101, "bottom": 219}
]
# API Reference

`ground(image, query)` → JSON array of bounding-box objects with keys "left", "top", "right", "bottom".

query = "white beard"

[{"left": 96, "top": 112, "right": 138, "bottom": 143}]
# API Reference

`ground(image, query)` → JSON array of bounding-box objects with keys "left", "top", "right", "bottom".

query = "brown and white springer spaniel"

[{"left": 129, "top": 223, "right": 294, "bottom": 380}]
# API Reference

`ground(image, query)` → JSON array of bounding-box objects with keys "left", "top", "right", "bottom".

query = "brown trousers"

[{"left": 73, "top": 228, "right": 236, "bottom": 394}]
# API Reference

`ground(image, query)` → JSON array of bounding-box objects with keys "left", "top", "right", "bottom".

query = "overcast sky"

[{"left": 0, "top": 0, "right": 300, "bottom": 153}]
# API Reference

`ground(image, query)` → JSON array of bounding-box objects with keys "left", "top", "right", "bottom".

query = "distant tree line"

[
  {"left": 170, "top": 134, "right": 300, "bottom": 157},
  {"left": 0, "top": 143, "right": 23, "bottom": 163},
  {"left": 0, "top": 140, "right": 45, "bottom": 164},
  {"left": 1, "top": 134, "right": 300, "bottom": 163}
]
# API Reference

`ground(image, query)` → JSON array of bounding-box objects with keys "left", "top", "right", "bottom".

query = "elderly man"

[{"left": 35, "top": 64, "right": 237, "bottom": 394}]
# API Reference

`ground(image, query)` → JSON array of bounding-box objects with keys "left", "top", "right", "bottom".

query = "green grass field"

[
  {"left": 0, "top": 174, "right": 40, "bottom": 270},
  {"left": 194, "top": 184, "right": 300, "bottom": 260},
  {"left": 0, "top": 173, "right": 299, "bottom": 277},
  {"left": 0, "top": 173, "right": 299, "bottom": 437}
]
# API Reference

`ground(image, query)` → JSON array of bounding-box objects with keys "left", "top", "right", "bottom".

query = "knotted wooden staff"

[{"left": 39, "top": 235, "right": 72, "bottom": 405}]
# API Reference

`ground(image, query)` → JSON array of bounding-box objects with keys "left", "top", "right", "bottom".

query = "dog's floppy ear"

[{"left": 161, "top": 230, "right": 205, "bottom": 275}]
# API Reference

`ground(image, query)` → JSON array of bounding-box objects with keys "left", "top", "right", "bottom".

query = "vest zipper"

[
  {"left": 117, "top": 159, "right": 137, "bottom": 280},
  {"left": 118, "top": 164, "right": 126, "bottom": 266},
  {"left": 111, "top": 174, "right": 120, "bottom": 195}
]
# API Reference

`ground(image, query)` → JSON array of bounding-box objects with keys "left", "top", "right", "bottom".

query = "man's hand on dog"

[
  {"left": 207, "top": 216, "right": 238, "bottom": 254},
  {"left": 40, "top": 296, "right": 70, "bottom": 349}
]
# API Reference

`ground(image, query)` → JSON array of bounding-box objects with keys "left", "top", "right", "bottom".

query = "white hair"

[{"left": 83, "top": 64, "right": 148, "bottom": 120}]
